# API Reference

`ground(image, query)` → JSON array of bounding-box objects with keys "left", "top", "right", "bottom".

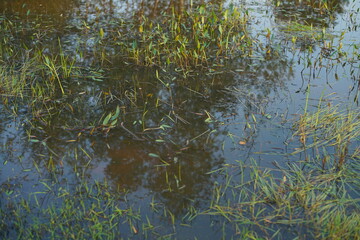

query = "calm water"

[{"left": 0, "top": 0, "right": 359, "bottom": 238}]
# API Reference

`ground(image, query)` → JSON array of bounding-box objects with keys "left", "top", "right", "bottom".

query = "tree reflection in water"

[{"left": 0, "top": 0, "right": 298, "bottom": 218}]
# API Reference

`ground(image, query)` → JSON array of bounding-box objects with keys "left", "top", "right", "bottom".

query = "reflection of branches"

[
  {"left": 0, "top": 0, "right": 76, "bottom": 15},
  {"left": 1, "top": 36, "right": 293, "bottom": 213},
  {"left": 38, "top": 34, "right": 293, "bottom": 214},
  {"left": 0, "top": 0, "right": 296, "bottom": 219},
  {"left": 97, "top": 128, "right": 224, "bottom": 216}
]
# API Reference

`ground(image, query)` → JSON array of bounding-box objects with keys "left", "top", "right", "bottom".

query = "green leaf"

[
  {"left": 110, "top": 119, "right": 118, "bottom": 126},
  {"left": 103, "top": 113, "right": 112, "bottom": 125},
  {"left": 148, "top": 153, "right": 160, "bottom": 158},
  {"left": 160, "top": 124, "right": 172, "bottom": 130},
  {"left": 99, "top": 28, "right": 104, "bottom": 38},
  {"left": 205, "top": 117, "right": 213, "bottom": 123},
  {"left": 5, "top": 190, "right": 13, "bottom": 196},
  {"left": 111, "top": 106, "right": 120, "bottom": 121},
  {"left": 44, "top": 56, "right": 50, "bottom": 65},
  {"left": 91, "top": 76, "right": 103, "bottom": 82}
]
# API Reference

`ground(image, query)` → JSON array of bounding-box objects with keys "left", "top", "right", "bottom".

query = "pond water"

[{"left": 0, "top": 0, "right": 359, "bottom": 239}]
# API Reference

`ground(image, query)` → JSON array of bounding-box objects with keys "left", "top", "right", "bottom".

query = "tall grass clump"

[
  {"left": 0, "top": 49, "right": 77, "bottom": 99},
  {"left": 203, "top": 160, "right": 360, "bottom": 239},
  {"left": 113, "top": 4, "right": 252, "bottom": 71},
  {"left": 0, "top": 19, "right": 78, "bottom": 108},
  {"left": 292, "top": 101, "right": 360, "bottom": 169}
]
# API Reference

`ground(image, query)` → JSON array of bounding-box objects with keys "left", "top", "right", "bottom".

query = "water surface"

[{"left": 0, "top": 0, "right": 359, "bottom": 238}]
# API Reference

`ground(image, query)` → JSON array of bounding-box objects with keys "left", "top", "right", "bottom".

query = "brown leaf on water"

[
  {"left": 132, "top": 226, "right": 138, "bottom": 234},
  {"left": 264, "top": 218, "right": 272, "bottom": 223}
]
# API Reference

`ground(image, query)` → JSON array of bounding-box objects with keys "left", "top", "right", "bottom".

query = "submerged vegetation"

[{"left": 1, "top": 0, "right": 360, "bottom": 239}]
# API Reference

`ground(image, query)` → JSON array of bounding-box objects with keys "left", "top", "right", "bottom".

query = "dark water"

[{"left": 0, "top": 0, "right": 359, "bottom": 238}]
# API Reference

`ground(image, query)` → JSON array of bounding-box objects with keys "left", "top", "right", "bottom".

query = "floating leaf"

[
  {"left": 5, "top": 190, "right": 13, "bottom": 196},
  {"left": 265, "top": 114, "right": 272, "bottom": 119},
  {"left": 251, "top": 114, "right": 257, "bottom": 123},
  {"left": 148, "top": 153, "right": 160, "bottom": 158},
  {"left": 99, "top": 28, "right": 104, "bottom": 38},
  {"left": 132, "top": 225, "right": 138, "bottom": 234},
  {"left": 160, "top": 124, "right": 172, "bottom": 130},
  {"left": 102, "top": 113, "right": 112, "bottom": 125},
  {"left": 91, "top": 76, "right": 103, "bottom": 82},
  {"left": 110, "top": 119, "right": 118, "bottom": 126},
  {"left": 205, "top": 117, "right": 213, "bottom": 123},
  {"left": 111, "top": 106, "right": 120, "bottom": 121}
]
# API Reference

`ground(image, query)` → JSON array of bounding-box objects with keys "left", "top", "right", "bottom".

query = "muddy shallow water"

[{"left": 0, "top": 0, "right": 359, "bottom": 238}]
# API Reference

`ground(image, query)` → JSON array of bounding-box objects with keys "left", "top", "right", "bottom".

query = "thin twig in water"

[{"left": 120, "top": 122, "right": 145, "bottom": 141}]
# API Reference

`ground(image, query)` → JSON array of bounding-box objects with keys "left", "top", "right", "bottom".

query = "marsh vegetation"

[{"left": 0, "top": 0, "right": 359, "bottom": 239}]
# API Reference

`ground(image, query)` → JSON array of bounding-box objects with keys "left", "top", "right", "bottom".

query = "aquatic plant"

[
  {"left": 0, "top": 179, "right": 143, "bottom": 239},
  {"left": 292, "top": 99, "right": 360, "bottom": 168},
  {"left": 0, "top": 0, "right": 359, "bottom": 239},
  {"left": 109, "top": 4, "right": 252, "bottom": 72},
  {"left": 202, "top": 159, "right": 360, "bottom": 239}
]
